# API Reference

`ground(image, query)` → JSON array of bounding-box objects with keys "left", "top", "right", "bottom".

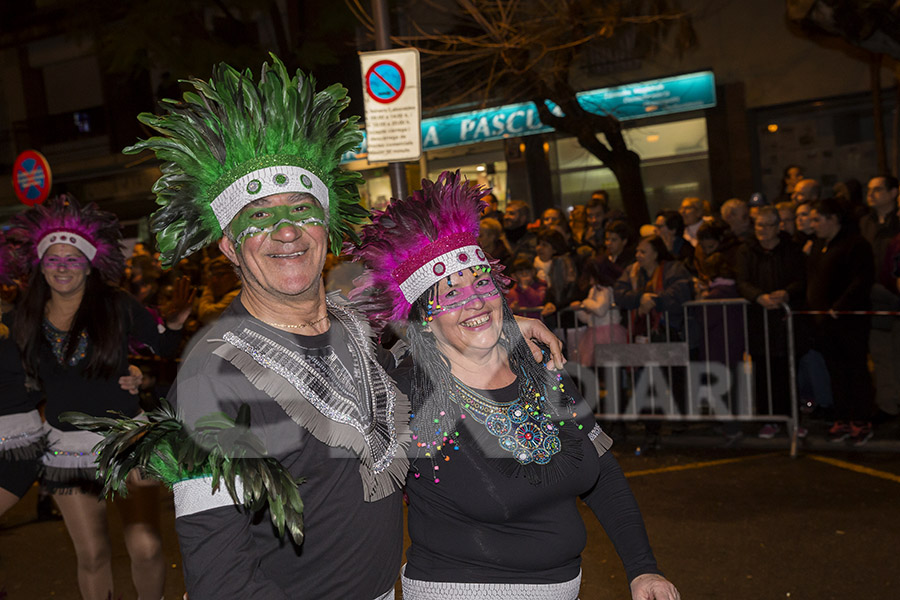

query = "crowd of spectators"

[{"left": 484, "top": 171, "right": 900, "bottom": 447}]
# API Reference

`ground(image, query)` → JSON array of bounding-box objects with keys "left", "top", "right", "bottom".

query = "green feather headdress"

[{"left": 125, "top": 53, "right": 367, "bottom": 268}]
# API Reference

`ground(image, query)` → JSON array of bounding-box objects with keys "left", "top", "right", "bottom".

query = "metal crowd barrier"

[{"left": 551, "top": 299, "right": 802, "bottom": 456}]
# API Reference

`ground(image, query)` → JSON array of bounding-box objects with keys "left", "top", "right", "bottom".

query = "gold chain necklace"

[{"left": 261, "top": 313, "right": 329, "bottom": 329}]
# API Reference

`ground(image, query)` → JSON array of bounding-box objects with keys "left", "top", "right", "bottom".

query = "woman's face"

[
  {"left": 426, "top": 267, "right": 503, "bottom": 361},
  {"left": 41, "top": 244, "right": 90, "bottom": 297},
  {"left": 795, "top": 204, "right": 813, "bottom": 234},
  {"left": 541, "top": 208, "right": 562, "bottom": 229},
  {"left": 635, "top": 240, "right": 658, "bottom": 272}
]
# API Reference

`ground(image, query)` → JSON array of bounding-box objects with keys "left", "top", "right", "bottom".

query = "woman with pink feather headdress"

[
  {"left": 3, "top": 195, "right": 193, "bottom": 600},
  {"left": 347, "top": 172, "right": 680, "bottom": 600}
]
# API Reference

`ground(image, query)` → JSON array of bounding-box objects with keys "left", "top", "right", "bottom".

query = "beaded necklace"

[
  {"left": 410, "top": 370, "right": 582, "bottom": 484},
  {"left": 448, "top": 377, "right": 562, "bottom": 465},
  {"left": 43, "top": 320, "right": 88, "bottom": 366}
]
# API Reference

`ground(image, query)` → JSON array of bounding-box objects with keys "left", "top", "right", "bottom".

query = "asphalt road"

[{"left": 2, "top": 430, "right": 898, "bottom": 599}]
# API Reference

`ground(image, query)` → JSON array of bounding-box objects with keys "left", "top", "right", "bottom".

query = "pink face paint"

[{"left": 427, "top": 270, "right": 500, "bottom": 317}]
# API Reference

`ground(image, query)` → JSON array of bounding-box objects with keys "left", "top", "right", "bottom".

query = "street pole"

[{"left": 372, "top": 0, "right": 409, "bottom": 201}]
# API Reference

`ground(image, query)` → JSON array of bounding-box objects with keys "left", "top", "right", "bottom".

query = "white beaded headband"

[
  {"left": 37, "top": 231, "right": 97, "bottom": 261},
  {"left": 392, "top": 232, "right": 490, "bottom": 303},
  {"left": 209, "top": 165, "right": 330, "bottom": 229}
]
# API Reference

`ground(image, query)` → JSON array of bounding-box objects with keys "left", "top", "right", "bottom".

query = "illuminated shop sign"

[{"left": 344, "top": 70, "right": 715, "bottom": 162}]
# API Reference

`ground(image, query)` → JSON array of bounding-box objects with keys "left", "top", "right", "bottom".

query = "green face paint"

[{"left": 230, "top": 201, "right": 327, "bottom": 249}]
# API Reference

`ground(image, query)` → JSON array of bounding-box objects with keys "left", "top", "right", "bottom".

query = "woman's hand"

[
  {"left": 160, "top": 276, "right": 196, "bottom": 330},
  {"left": 513, "top": 315, "right": 566, "bottom": 370},
  {"left": 630, "top": 573, "right": 680, "bottom": 600},
  {"left": 118, "top": 364, "right": 143, "bottom": 395}
]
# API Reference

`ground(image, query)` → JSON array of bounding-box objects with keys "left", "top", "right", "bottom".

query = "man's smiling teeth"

[
  {"left": 462, "top": 314, "right": 489, "bottom": 327},
  {"left": 271, "top": 250, "right": 306, "bottom": 258}
]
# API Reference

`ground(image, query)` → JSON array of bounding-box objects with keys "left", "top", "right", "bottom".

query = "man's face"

[
  {"left": 811, "top": 209, "right": 840, "bottom": 241},
  {"left": 778, "top": 209, "right": 796, "bottom": 234},
  {"left": 754, "top": 213, "right": 780, "bottom": 246},
  {"left": 569, "top": 205, "right": 586, "bottom": 225},
  {"left": 795, "top": 204, "right": 813, "bottom": 234},
  {"left": 867, "top": 177, "right": 898, "bottom": 212},
  {"left": 605, "top": 231, "right": 626, "bottom": 256},
  {"left": 481, "top": 194, "right": 498, "bottom": 216},
  {"left": 219, "top": 192, "right": 328, "bottom": 303},
  {"left": 726, "top": 205, "right": 750, "bottom": 234},
  {"left": 503, "top": 204, "right": 529, "bottom": 229},
  {"left": 679, "top": 199, "right": 702, "bottom": 226},
  {"left": 586, "top": 206, "right": 606, "bottom": 229},
  {"left": 654, "top": 215, "right": 674, "bottom": 246},
  {"left": 792, "top": 180, "right": 816, "bottom": 203}
]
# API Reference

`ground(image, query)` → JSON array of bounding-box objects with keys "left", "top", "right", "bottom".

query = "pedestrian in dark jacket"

[
  {"left": 735, "top": 206, "right": 807, "bottom": 438},
  {"left": 808, "top": 197, "right": 876, "bottom": 445}
]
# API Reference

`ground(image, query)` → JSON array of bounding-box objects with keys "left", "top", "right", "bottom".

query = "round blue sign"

[{"left": 365, "top": 60, "right": 406, "bottom": 104}]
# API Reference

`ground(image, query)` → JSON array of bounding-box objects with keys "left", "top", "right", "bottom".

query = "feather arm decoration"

[{"left": 60, "top": 401, "right": 305, "bottom": 544}]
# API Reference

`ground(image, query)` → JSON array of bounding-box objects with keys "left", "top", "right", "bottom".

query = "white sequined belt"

[
  {"left": 401, "top": 565, "right": 581, "bottom": 600},
  {"left": 0, "top": 410, "right": 44, "bottom": 452},
  {"left": 42, "top": 424, "right": 102, "bottom": 470}
]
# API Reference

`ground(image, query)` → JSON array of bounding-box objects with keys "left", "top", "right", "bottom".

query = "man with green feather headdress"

[
  {"left": 108, "top": 55, "right": 410, "bottom": 599},
  {"left": 65, "top": 54, "right": 564, "bottom": 599}
]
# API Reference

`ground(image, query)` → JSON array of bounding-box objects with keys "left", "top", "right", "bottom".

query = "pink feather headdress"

[
  {"left": 6, "top": 194, "right": 125, "bottom": 283},
  {"left": 346, "top": 170, "right": 509, "bottom": 330}
]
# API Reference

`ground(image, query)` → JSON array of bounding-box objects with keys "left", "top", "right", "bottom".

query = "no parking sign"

[
  {"left": 359, "top": 48, "right": 421, "bottom": 163},
  {"left": 12, "top": 150, "right": 52, "bottom": 206}
]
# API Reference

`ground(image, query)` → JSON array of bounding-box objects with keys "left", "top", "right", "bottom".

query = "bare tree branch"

[{"left": 348, "top": 0, "right": 694, "bottom": 227}]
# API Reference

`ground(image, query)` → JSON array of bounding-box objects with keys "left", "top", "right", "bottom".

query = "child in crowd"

[
  {"left": 572, "top": 259, "right": 627, "bottom": 367},
  {"left": 506, "top": 258, "right": 554, "bottom": 319}
]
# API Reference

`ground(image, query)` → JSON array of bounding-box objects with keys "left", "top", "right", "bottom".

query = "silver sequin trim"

[
  {"left": 222, "top": 299, "right": 399, "bottom": 475},
  {"left": 401, "top": 565, "right": 580, "bottom": 600}
]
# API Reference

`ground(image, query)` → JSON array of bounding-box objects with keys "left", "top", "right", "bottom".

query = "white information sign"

[{"left": 359, "top": 48, "right": 422, "bottom": 162}]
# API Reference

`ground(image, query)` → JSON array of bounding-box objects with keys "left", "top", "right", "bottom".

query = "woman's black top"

[
  {"left": 39, "top": 291, "right": 181, "bottom": 430},
  {"left": 397, "top": 371, "right": 661, "bottom": 585}
]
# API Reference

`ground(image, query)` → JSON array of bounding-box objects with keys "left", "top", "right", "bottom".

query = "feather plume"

[
  {"left": 124, "top": 53, "right": 365, "bottom": 268},
  {"left": 346, "top": 171, "right": 505, "bottom": 330},
  {"left": 61, "top": 401, "right": 306, "bottom": 545},
  {"left": 5, "top": 194, "right": 125, "bottom": 283}
]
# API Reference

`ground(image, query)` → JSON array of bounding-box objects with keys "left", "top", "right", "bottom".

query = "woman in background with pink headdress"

[
  {"left": 6, "top": 195, "right": 193, "bottom": 600},
  {"left": 347, "top": 172, "right": 679, "bottom": 600}
]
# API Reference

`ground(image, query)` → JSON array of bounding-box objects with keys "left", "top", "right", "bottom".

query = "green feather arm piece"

[{"left": 60, "top": 401, "right": 305, "bottom": 544}]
